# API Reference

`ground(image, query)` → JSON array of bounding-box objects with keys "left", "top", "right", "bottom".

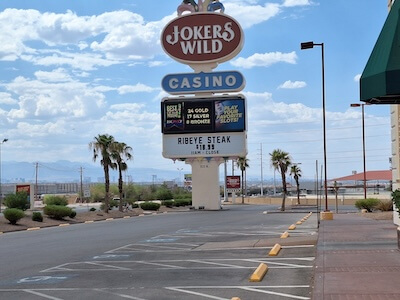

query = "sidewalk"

[{"left": 313, "top": 213, "right": 400, "bottom": 299}]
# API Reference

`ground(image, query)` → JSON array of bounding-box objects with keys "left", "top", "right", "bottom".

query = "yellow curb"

[
  {"left": 288, "top": 224, "right": 296, "bottom": 230},
  {"left": 27, "top": 227, "right": 41, "bottom": 231},
  {"left": 123, "top": 216, "right": 130, "bottom": 219},
  {"left": 296, "top": 221, "right": 302, "bottom": 225},
  {"left": 59, "top": 223, "right": 70, "bottom": 227},
  {"left": 106, "top": 218, "right": 114, "bottom": 221},
  {"left": 232, "top": 298, "right": 241, "bottom": 300},
  {"left": 0, "top": 232, "right": 4, "bottom": 235},
  {"left": 85, "top": 220, "right": 94, "bottom": 224},
  {"left": 280, "top": 231, "right": 289, "bottom": 239},
  {"left": 268, "top": 244, "right": 282, "bottom": 256},
  {"left": 249, "top": 263, "right": 268, "bottom": 282}
]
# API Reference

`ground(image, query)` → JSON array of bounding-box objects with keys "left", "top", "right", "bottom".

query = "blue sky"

[{"left": 0, "top": 0, "right": 392, "bottom": 182}]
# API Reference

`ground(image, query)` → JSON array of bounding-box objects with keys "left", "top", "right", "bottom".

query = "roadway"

[{"left": 0, "top": 205, "right": 318, "bottom": 299}]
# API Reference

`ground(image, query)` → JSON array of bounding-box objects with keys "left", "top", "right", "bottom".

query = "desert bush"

[
  {"left": 44, "top": 195, "right": 68, "bottom": 206},
  {"left": 162, "top": 200, "right": 174, "bottom": 208},
  {"left": 156, "top": 188, "right": 173, "bottom": 200},
  {"left": 4, "top": 192, "right": 30, "bottom": 211},
  {"left": 392, "top": 190, "right": 400, "bottom": 216},
  {"left": 174, "top": 199, "right": 192, "bottom": 207},
  {"left": 375, "top": 200, "right": 393, "bottom": 212},
  {"left": 4, "top": 208, "right": 25, "bottom": 225},
  {"left": 44, "top": 205, "right": 72, "bottom": 220},
  {"left": 140, "top": 202, "right": 160, "bottom": 211},
  {"left": 69, "top": 211, "right": 77, "bottom": 218},
  {"left": 32, "top": 212, "right": 43, "bottom": 222},
  {"left": 355, "top": 198, "right": 380, "bottom": 212}
]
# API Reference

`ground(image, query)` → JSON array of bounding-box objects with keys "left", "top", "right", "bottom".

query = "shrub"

[
  {"left": 355, "top": 198, "right": 380, "bottom": 212},
  {"left": 140, "top": 202, "right": 161, "bottom": 211},
  {"left": 44, "top": 205, "right": 72, "bottom": 220},
  {"left": 156, "top": 188, "right": 173, "bottom": 200},
  {"left": 89, "top": 207, "right": 96, "bottom": 212},
  {"left": 4, "top": 208, "right": 25, "bottom": 225},
  {"left": 392, "top": 189, "right": 400, "bottom": 216},
  {"left": 69, "top": 211, "right": 77, "bottom": 219},
  {"left": 4, "top": 192, "right": 30, "bottom": 211},
  {"left": 131, "top": 203, "right": 139, "bottom": 209},
  {"left": 32, "top": 212, "right": 43, "bottom": 222},
  {"left": 375, "top": 200, "right": 393, "bottom": 212},
  {"left": 174, "top": 199, "right": 192, "bottom": 207},
  {"left": 162, "top": 200, "right": 174, "bottom": 208},
  {"left": 44, "top": 195, "right": 68, "bottom": 206}
]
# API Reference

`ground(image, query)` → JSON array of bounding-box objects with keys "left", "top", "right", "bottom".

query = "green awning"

[{"left": 360, "top": 0, "right": 400, "bottom": 104}]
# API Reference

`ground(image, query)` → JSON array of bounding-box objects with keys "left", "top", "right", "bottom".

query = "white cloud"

[
  {"left": 118, "top": 83, "right": 158, "bottom": 94},
  {"left": 5, "top": 74, "right": 106, "bottom": 120},
  {"left": 231, "top": 51, "right": 298, "bottom": 69},
  {"left": 225, "top": 2, "right": 281, "bottom": 29},
  {"left": 282, "top": 0, "right": 313, "bottom": 7},
  {"left": 278, "top": 80, "right": 307, "bottom": 89},
  {"left": 0, "top": 92, "right": 18, "bottom": 105}
]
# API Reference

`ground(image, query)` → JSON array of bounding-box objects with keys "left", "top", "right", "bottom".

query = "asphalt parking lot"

[{"left": 0, "top": 206, "right": 318, "bottom": 300}]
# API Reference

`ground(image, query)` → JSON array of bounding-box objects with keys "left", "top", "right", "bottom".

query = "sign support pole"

[{"left": 188, "top": 159, "right": 223, "bottom": 210}]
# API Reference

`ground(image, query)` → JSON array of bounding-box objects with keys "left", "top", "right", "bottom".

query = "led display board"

[{"left": 161, "top": 95, "right": 246, "bottom": 134}]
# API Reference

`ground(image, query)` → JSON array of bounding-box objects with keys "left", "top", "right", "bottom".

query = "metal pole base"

[{"left": 320, "top": 211, "right": 334, "bottom": 220}]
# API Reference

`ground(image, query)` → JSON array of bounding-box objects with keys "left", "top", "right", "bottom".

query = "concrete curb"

[{"left": 249, "top": 263, "right": 268, "bottom": 282}]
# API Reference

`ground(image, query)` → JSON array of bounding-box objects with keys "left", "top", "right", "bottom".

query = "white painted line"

[
  {"left": 93, "top": 288, "right": 147, "bottom": 300},
  {"left": 165, "top": 287, "right": 228, "bottom": 300},
  {"left": 241, "top": 287, "right": 310, "bottom": 299},
  {"left": 136, "top": 261, "right": 185, "bottom": 269},
  {"left": 188, "top": 260, "right": 248, "bottom": 269},
  {"left": 23, "top": 289, "right": 64, "bottom": 300},
  {"left": 84, "top": 262, "right": 131, "bottom": 270}
]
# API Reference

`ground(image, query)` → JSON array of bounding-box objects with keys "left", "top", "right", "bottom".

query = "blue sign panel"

[{"left": 162, "top": 71, "right": 245, "bottom": 95}]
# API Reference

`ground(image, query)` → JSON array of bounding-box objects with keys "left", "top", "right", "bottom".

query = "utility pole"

[
  {"left": 259, "top": 143, "right": 264, "bottom": 196},
  {"left": 79, "top": 166, "right": 84, "bottom": 202},
  {"left": 35, "top": 162, "right": 39, "bottom": 201}
]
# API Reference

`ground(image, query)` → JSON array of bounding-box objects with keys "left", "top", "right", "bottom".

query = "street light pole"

[
  {"left": 0, "top": 138, "right": 8, "bottom": 213},
  {"left": 301, "top": 41, "right": 329, "bottom": 213},
  {"left": 350, "top": 103, "right": 368, "bottom": 200}
]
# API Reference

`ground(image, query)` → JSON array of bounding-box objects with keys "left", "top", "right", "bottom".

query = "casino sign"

[{"left": 161, "top": 12, "right": 244, "bottom": 67}]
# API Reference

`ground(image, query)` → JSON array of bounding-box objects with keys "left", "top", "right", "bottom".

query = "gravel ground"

[
  {"left": 0, "top": 206, "right": 189, "bottom": 233},
  {"left": 357, "top": 211, "right": 394, "bottom": 220}
]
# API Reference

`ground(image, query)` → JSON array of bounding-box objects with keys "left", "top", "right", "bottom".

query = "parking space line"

[
  {"left": 85, "top": 262, "right": 131, "bottom": 270},
  {"left": 166, "top": 286, "right": 311, "bottom": 300},
  {"left": 136, "top": 261, "right": 186, "bottom": 269},
  {"left": 166, "top": 287, "right": 228, "bottom": 300},
  {"left": 93, "top": 288, "right": 147, "bottom": 300},
  {"left": 241, "top": 287, "right": 310, "bottom": 299},
  {"left": 23, "top": 289, "right": 64, "bottom": 300},
  {"left": 187, "top": 260, "right": 249, "bottom": 269}
]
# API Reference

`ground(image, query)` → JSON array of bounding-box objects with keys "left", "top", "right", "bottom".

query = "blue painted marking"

[{"left": 162, "top": 71, "right": 245, "bottom": 94}]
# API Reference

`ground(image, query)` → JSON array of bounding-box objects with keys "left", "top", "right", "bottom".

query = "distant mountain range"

[{"left": 1, "top": 160, "right": 182, "bottom": 184}]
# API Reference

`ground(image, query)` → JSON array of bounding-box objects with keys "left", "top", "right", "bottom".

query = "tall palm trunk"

[
  {"left": 280, "top": 170, "right": 287, "bottom": 211},
  {"left": 295, "top": 175, "right": 300, "bottom": 205},
  {"left": 118, "top": 167, "right": 124, "bottom": 211},
  {"left": 104, "top": 165, "right": 110, "bottom": 213}
]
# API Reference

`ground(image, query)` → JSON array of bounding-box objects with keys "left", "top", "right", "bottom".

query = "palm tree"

[
  {"left": 111, "top": 142, "right": 133, "bottom": 211},
  {"left": 237, "top": 157, "right": 249, "bottom": 204},
  {"left": 290, "top": 164, "right": 302, "bottom": 205},
  {"left": 89, "top": 134, "right": 116, "bottom": 213},
  {"left": 270, "top": 149, "right": 291, "bottom": 211}
]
